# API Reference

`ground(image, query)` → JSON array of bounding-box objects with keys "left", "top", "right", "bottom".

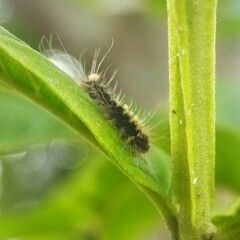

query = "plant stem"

[{"left": 167, "top": 1, "right": 217, "bottom": 239}]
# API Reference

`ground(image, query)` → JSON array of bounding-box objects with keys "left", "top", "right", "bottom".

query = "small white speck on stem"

[{"left": 193, "top": 177, "right": 198, "bottom": 185}]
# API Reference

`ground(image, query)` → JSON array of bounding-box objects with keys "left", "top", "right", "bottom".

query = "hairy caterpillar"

[{"left": 40, "top": 36, "right": 150, "bottom": 155}]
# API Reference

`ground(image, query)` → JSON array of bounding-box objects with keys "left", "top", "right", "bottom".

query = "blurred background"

[{"left": 0, "top": 0, "right": 240, "bottom": 239}]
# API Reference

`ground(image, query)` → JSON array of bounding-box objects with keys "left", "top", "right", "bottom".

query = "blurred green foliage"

[{"left": 0, "top": 91, "right": 161, "bottom": 239}]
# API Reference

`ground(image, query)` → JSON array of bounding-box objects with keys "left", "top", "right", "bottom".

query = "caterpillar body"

[{"left": 41, "top": 37, "right": 150, "bottom": 155}]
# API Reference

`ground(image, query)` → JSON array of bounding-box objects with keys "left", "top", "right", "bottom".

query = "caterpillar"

[{"left": 40, "top": 36, "right": 150, "bottom": 155}]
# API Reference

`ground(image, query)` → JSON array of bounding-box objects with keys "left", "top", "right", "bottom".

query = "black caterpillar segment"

[{"left": 83, "top": 79, "right": 150, "bottom": 154}]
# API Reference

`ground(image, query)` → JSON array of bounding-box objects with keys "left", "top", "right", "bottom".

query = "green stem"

[{"left": 167, "top": 1, "right": 217, "bottom": 239}]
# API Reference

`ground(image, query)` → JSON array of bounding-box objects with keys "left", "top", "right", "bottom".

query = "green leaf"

[
  {"left": 212, "top": 198, "right": 240, "bottom": 240},
  {"left": 0, "top": 26, "right": 175, "bottom": 230},
  {"left": 167, "top": 0, "right": 217, "bottom": 239}
]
